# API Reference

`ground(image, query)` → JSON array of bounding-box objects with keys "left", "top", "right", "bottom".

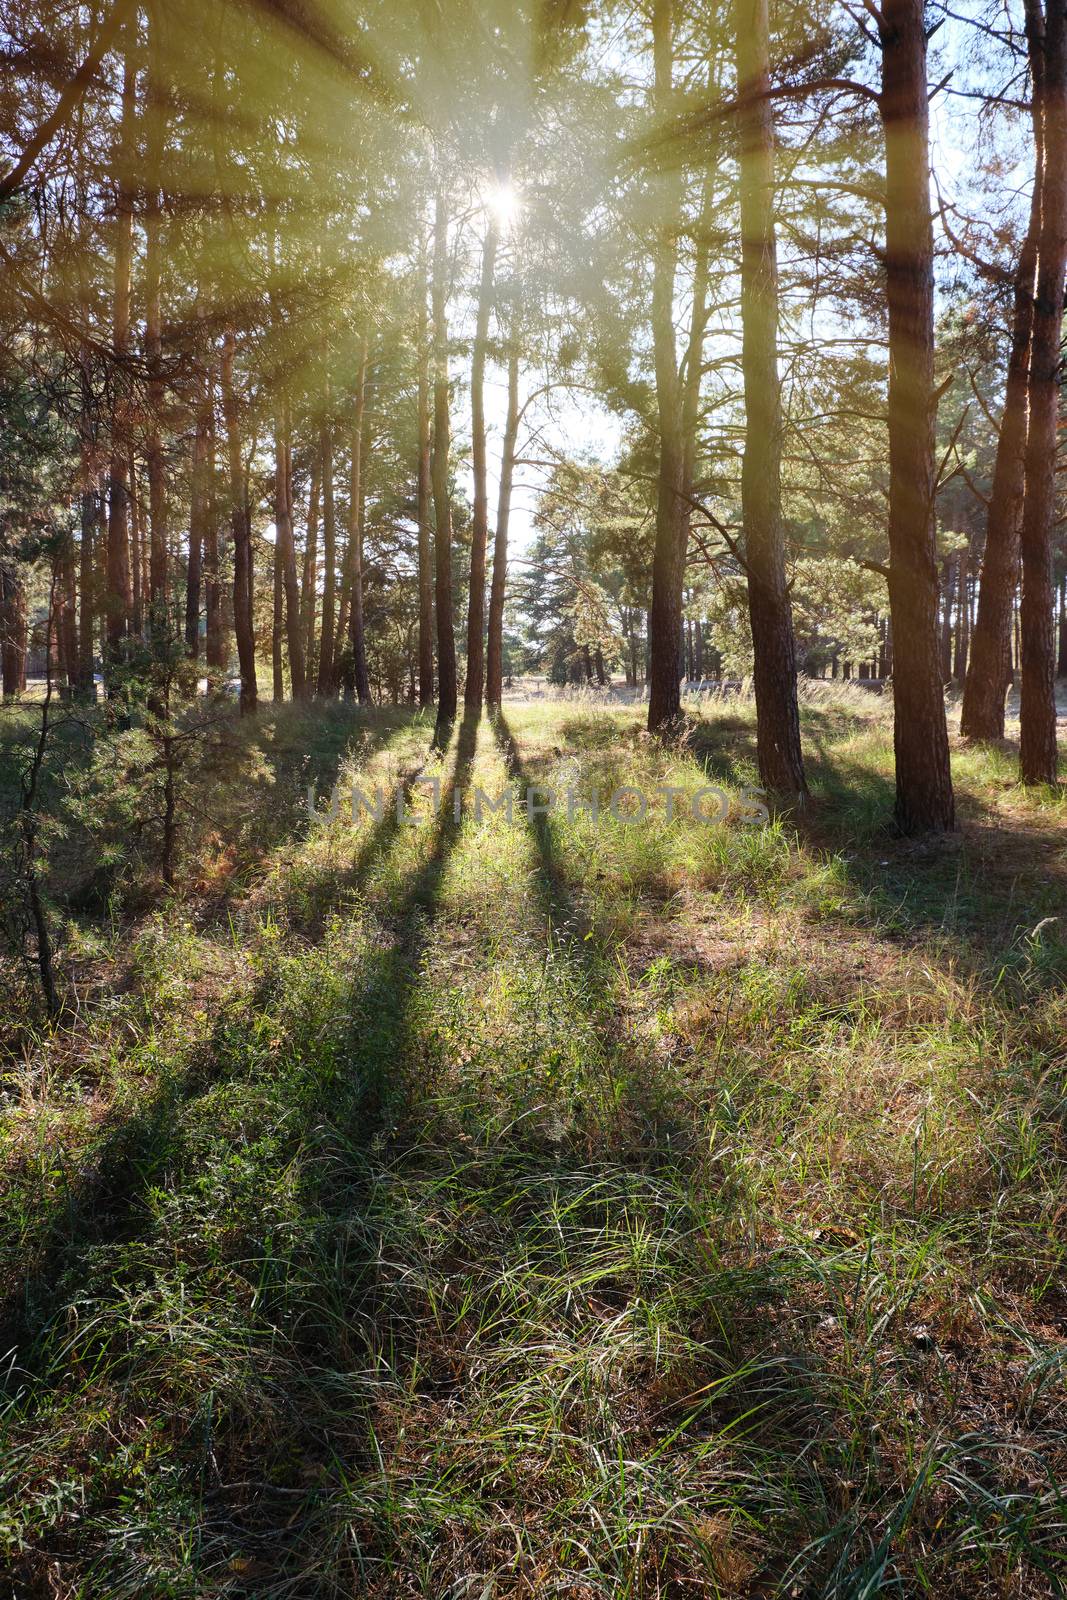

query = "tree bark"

[
  {"left": 128, "top": 452, "right": 143, "bottom": 635},
  {"left": 275, "top": 410, "right": 307, "bottom": 699},
  {"left": 1019, "top": 0, "right": 1066, "bottom": 785},
  {"left": 431, "top": 181, "right": 458, "bottom": 733},
  {"left": 186, "top": 344, "right": 211, "bottom": 659},
  {"left": 221, "top": 327, "right": 256, "bottom": 714},
  {"left": 346, "top": 336, "right": 372, "bottom": 704},
  {"left": 272, "top": 526, "right": 284, "bottom": 702},
  {"left": 960, "top": 89, "right": 1042, "bottom": 737},
  {"left": 646, "top": 0, "right": 689, "bottom": 733},
  {"left": 487, "top": 339, "right": 520, "bottom": 708},
  {"left": 144, "top": 5, "right": 167, "bottom": 614},
  {"left": 204, "top": 410, "right": 223, "bottom": 684},
  {"left": 416, "top": 247, "right": 434, "bottom": 706},
  {"left": 0, "top": 563, "right": 27, "bottom": 700},
  {"left": 878, "top": 0, "right": 955, "bottom": 831},
  {"left": 735, "top": 0, "right": 807, "bottom": 797},
  {"left": 317, "top": 420, "right": 338, "bottom": 695},
  {"left": 77, "top": 480, "right": 98, "bottom": 694},
  {"left": 465, "top": 218, "right": 498, "bottom": 709},
  {"left": 301, "top": 448, "right": 320, "bottom": 681},
  {"left": 105, "top": 37, "right": 136, "bottom": 669}
]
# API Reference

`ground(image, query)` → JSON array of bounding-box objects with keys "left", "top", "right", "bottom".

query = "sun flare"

[{"left": 485, "top": 179, "right": 522, "bottom": 229}]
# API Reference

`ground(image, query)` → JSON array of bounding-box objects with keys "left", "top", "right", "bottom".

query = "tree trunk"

[
  {"left": 487, "top": 339, "right": 520, "bottom": 708},
  {"left": 431, "top": 181, "right": 458, "bottom": 734},
  {"left": 301, "top": 448, "right": 320, "bottom": 681},
  {"left": 465, "top": 218, "right": 498, "bottom": 709},
  {"left": 317, "top": 420, "right": 337, "bottom": 695},
  {"left": 275, "top": 411, "right": 307, "bottom": 699},
  {"left": 221, "top": 327, "right": 256, "bottom": 714},
  {"left": 77, "top": 481, "right": 98, "bottom": 694},
  {"left": 646, "top": 0, "right": 689, "bottom": 733},
  {"left": 128, "top": 452, "right": 143, "bottom": 635},
  {"left": 416, "top": 247, "right": 434, "bottom": 707},
  {"left": 204, "top": 411, "right": 223, "bottom": 684},
  {"left": 960, "top": 79, "right": 1042, "bottom": 738},
  {"left": 105, "top": 38, "right": 136, "bottom": 670},
  {"left": 58, "top": 540, "right": 77, "bottom": 688},
  {"left": 272, "top": 528, "right": 284, "bottom": 702},
  {"left": 1019, "top": 0, "right": 1066, "bottom": 785},
  {"left": 878, "top": 0, "right": 955, "bottom": 831},
  {"left": 347, "top": 336, "right": 372, "bottom": 704},
  {"left": 1058, "top": 571, "right": 1067, "bottom": 676},
  {"left": 0, "top": 564, "right": 27, "bottom": 700},
  {"left": 144, "top": 6, "right": 167, "bottom": 615},
  {"left": 186, "top": 349, "right": 210, "bottom": 658},
  {"left": 735, "top": 0, "right": 807, "bottom": 797}
]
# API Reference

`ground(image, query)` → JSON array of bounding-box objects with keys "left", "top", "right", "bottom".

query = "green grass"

[{"left": 1, "top": 691, "right": 1065, "bottom": 1597}]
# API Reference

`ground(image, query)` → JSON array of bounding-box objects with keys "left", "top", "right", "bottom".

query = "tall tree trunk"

[
  {"left": 59, "top": 538, "right": 78, "bottom": 688},
  {"left": 275, "top": 410, "right": 307, "bottom": 699},
  {"left": 105, "top": 37, "right": 136, "bottom": 669},
  {"left": 204, "top": 412, "right": 223, "bottom": 683},
  {"left": 416, "top": 247, "right": 434, "bottom": 707},
  {"left": 75, "top": 215, "right": 97, "bottom": 697},
  {"left": 77, "top": 483, "right": 97, "bottom": 694},
  {"left": 1019, "top": 0, "right": 1066, "bottom": 785},
  {"left": 1, "top": 564, "right": 27, "bottom": 700},
  {"left": 646, "top": 0, "right": 689, "bottom": 733},
  {"left": 486, "top": 338, "right": 520, "bottom": 708},
  {"left": 221, "top": 327, "right": 256, "bottom": 714},
  {"left": 317, "top": 420, "right": 337, "bottom": 695},
  {"left": 431, "top": 181, "right": 458, "bottom": 734},
  {"left": 960, "top": 83, "right": 1042, "bottom": 738},
  {"left": 1058, "top": 571, "right": 1067, "bottom": 676},
  {"left": 878, "top": 0, "right": 955, "bottom": 831},
  {"left": 272, "top": 529, "right": 284, "bottom": 703},
  {"left": 301, "top": 448, "right": 320, "bottom": 681},
  {"left": 186, "top": 346, "right": 210, "bottom": 658},
  {"left": 465, "top": 217, "right": 498, "bottom": 709},
  {"left": 735, "top": 0, "right": 807, "bottom": 797},
  {"left": 144, "top": 6, "right": 167, "bottom": 614},
  {"left": 128, "top": 452, "right": 143, "bottom": 635},
  {"left": 346, "top": 337, "right": 372, "bottom": 705}
]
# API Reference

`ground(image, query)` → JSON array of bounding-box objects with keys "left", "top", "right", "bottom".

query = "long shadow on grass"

[
  {"left": 493, "top": 710, "right": 597, "bottom": 961},
  {"left": 800, "top": 732, "right": 1067, "bottom": 988},
  {"left": 0, "top": 713, "right": 426, "bottom": 1373}
]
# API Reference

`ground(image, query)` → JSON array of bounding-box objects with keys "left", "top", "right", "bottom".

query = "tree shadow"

[
  {"left": 10, "top": 709, "right": 1062, "bottom": 1597},
  {"left": 0, "top": 712, "right": 472, "bottom": 1384},
  {"left": 493, "top": 709, "right": 594, "bottom": 955},
  {"left": 789, "top": 730, "right": 1067, "bottom": 988}
]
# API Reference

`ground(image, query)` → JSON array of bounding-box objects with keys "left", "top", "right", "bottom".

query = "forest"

[{"left": 1, "top": 0, "right": 1066, "bottom": 1596}]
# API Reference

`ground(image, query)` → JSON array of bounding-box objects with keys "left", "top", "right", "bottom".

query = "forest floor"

[{"left": 1, "top": 687, "right": 1066, "bottom": 1599}]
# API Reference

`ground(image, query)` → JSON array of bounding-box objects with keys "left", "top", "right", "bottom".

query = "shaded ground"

[{"left": 1, "top": 693, "right": 1065, "bottom": 1599}]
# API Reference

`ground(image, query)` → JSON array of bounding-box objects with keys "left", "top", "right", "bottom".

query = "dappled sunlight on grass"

[{"left": 2, "top": 701, "right": 1066, "bottom": 1598}]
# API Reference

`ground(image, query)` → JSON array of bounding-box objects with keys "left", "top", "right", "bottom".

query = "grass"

[{"left": 1, "top": 687, "right": 1065, "bottom": 1597}]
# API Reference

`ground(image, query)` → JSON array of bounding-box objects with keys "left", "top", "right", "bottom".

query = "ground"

[{"left": 1, "top": 686, "right": 1065, "bottom": 1599}]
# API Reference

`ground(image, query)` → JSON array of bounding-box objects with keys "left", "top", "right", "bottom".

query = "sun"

[{"left": 485, "top": 179, "right": 523, "bottom": 230}]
